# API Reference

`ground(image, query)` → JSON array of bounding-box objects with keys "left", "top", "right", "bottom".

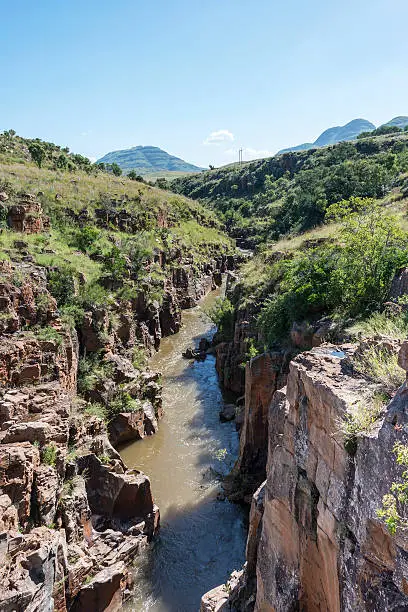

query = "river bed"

[{"left": 120, "top": 287, "right": 246, "bottom": 611}]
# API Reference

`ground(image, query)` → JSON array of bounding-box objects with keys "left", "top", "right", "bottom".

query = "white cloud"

[
  {"left": 203, "top": 129, "right": 234, "bottom": 145},
  {"left": 223, "top": 146, "right": 274, "bottom": 162},
  {"left": 80, "top": 130, "right": 91, "bottom": 137}
]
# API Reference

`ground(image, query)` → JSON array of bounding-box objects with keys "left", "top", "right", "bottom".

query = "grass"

[
  {"left": 352, "top": 345, "right": 405, "bottom": 395},
  {"left": 339, "top": 392, "right": 388, "bottom": 454},
  {"left": 0, "top": 228, "right": 102, "bottom": 284},
  {"left": 83, "top": 402, "right": 108, "bottom": 420},
  {"left": 0, "top": 161, "right": 221, "bottom": 229},
  {"left": 348, "top": 309, "right": 408, "bottom": 341},
  {"left": 32, "top": 325, "right": 64, "bottom": 346}
]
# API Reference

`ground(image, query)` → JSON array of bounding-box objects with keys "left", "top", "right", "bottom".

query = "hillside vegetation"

[
  {"left": 0, "top": 132, "right": 233, "bottom": 325},
  {"left": 176, "top": 131, "right": 408, "bottom": 369},
  {"left": 172, "top": 131, "right": 408, "bottom": 248}
]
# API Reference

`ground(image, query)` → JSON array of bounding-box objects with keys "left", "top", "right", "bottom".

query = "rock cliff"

[
  {"left": 0, "top": 262, "right": 159, "bottom": 611},
  {"left": 203, "top": 344, "right": 408, "bottom": 611},
  {"left": 0, "top": 188, "right": 236, "bottom": 610}
]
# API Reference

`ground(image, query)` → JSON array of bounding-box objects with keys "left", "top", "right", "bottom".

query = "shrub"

[
  {"left": 60, "top": 303, "right": 85, "bottom": 329},
  {"left": 377, "top": 442, "right": 408, "bottom": 535},
  {"left": 107, "top": 392, "right": 142, "bottom": 420},
  {"left": 42, "top": 443, "right": 57, "bottom": 466},
  {"left": 258, "top": 199, "right": 408, "bottom": 346},
  {"left": 207, "top": 298, "right": 235, "bottom": 340},
  {"left": 33, "top": 325, "right": 63, "bottom": 346},
  {"left": 78, "top": 357, "right": 114, "bottom": 394},
  {"left": 132, "top": 344, "right": 147, "bottom": 370},
  {"left": 83, "top": 402, "right": 107, "bottom": 421},
  {"left": 72, "top": 226, "right": 101, "bottom": 253},
  {"left": 47, "top": 265, "right": 76, "bottom": 307}
]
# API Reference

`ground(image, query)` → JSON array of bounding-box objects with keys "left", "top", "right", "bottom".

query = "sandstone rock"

[
  {"left": 33, "top": 464, "right": 61, "bottom": 526},
  {"left": 389, "top": 267, "right": 408, "bottom": 300},
  {"left": 0, "top": 527, "right": 67, "bottom": 612},
  {"left": 226, "top": 351, "right": 290, "bottom": 501},
  {"left": 7, "top": 195, "right": 49, "bottom": 234},
  {"left": 0, "top": 442, "right": 40, "bottom": 525},
  {"left": 159, "top": 289, "right": 181, "bottom": 336},
  {"left": 237, "top": 346, "right": 408, "bottom": 611},
  {"left": 71, "top": 563, "right": 128, "bottom": 612},
  {"left": 0, "top": 494, "right": 19, "bottom": 532},
  {"left": 78, "top": 453, "right": 155, "bottom": 528},
  {"left": 398, "top": 340, "right": 408, "bottom": 373},
  {"left": 104, "top": 353, "right": 138, "bottom": 384}
]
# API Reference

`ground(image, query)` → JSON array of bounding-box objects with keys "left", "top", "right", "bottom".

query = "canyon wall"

[
  {"left": 0, "top": 192, "right": 235, "bottom": 612},
  {"left": 203, "top": 344, "right": 408, "bottom": 611}
]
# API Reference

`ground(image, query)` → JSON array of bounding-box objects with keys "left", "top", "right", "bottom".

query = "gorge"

[{"left": 2, "top": 127, "right": 408, "bottom": 611}]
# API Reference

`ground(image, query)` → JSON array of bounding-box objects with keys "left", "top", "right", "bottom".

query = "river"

[{"left": 120, "top": 286, "right": 247, "bottom": 612}]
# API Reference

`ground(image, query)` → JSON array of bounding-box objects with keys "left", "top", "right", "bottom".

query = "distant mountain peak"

[
  {"left": 278, "top": 118, "right": 376, "bottom": 154},
  {"left": 97, "top": 145, "right": 203, "bottom": 175}
]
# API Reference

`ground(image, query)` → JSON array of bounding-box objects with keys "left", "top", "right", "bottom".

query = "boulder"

[
  {"left": 77, "top": 454, "right": 155, "bottom": 526},
  {"left": 0, "top": 527, "right": 67, "bottom": 612},
  {"left": 219, "top": 404, "right": 236, "bottom": 422},
  {"left": 71, "top": 563, "right": 128, "bottom": 612}
]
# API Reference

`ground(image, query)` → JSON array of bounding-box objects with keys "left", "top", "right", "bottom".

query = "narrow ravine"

[{"left": 120, "top": 287, "right": 247, "bottom": 612}]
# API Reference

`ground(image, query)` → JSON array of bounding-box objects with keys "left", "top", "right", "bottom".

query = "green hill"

[
  {"left": 97, "top": 145, "right": 204, "bottom": 176},
  {"left": 171, "top": 129, "right": 408, "bottom": 248}
]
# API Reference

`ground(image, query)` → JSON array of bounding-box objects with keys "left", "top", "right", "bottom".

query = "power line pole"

[{"left": 238, "top": 148, "right": 243, "bottom": 165}]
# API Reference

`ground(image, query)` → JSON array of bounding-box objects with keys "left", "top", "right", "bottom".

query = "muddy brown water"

[{"left": 120, "top": 287, "right": 246, "bottom": 611}]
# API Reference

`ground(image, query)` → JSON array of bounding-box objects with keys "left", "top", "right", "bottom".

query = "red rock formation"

[
  {"left": 207, "top": 344, "right": 408, "bottom": 611},
  {"left": 0, "top": 263, "right": 159, "bottom": 612},
  {"left": 226, "top": 351, "right": 290, "bottom": 501},
  {"left": 7, "top": 193, "right": 50, "bottom": 234}
]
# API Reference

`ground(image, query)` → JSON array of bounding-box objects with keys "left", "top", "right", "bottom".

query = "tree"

[
  {"left": 55, "top": 153, "right": 69, "bottom": 170},
  {"left": 111, "top": 163, "right": 122, "bottom": 177},
  {"left": 326, "top": 197, "right": 407, "bottom": 315},
  {"left": 3, "top": 129, "right": 16, "bottom": 139},
  {"left": 28, "top": 143, "right": 46, "bottom": 168},
  {"left": 128, "top": 170, "right": 138, "bottom": 180}
]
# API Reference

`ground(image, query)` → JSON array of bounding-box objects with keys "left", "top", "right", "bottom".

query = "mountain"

[
  {"left": 278, "top": 119, "right": 376, "bottom": 154},
  {"left": 383, "top": 116, "right": 408, "bottom": 129},
  {"left": 97, "top": 145, "right": 203, "bottom": 175}
]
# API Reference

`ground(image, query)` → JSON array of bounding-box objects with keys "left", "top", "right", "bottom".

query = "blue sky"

[{"left": 1, "top": 0, "right": 407, "bottom": 167}]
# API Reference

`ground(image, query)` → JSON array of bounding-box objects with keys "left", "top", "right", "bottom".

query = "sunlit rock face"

[{"left": 205, "top": 344, "right": 408, "bottom": 611}]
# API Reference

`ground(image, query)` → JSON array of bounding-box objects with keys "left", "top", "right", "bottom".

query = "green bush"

[
  {"left": 258, "top": 198, "right": 408, "bottom": 346},
  {"left": 84, "top": 402, "right": 108, "bottom": 421},
  {"left": 47, "top": 265, "right": 76, "bottom": 307},
  {"left": 42, "top": 443, "right": 57, "bottom": 466},
  {"left": 78, "top": 356, "right": 114, "bottom": 393},
  {"left": 33, "top": 325, "right": 63, "bottom": 346},
  {"left": 207, "top": 298, "right": 235, "bottom": 340},
  {"left": 107, "top": 392, "right": 142, "bottom": 420}
]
